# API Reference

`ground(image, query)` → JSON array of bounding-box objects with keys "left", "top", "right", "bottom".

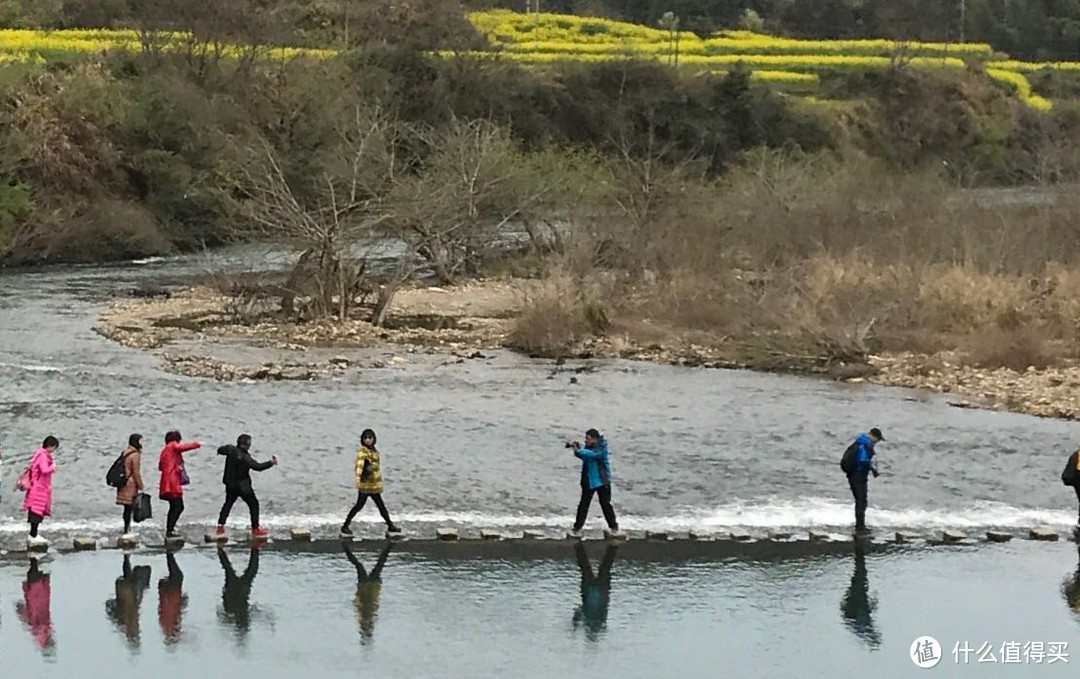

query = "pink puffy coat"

[{"left": 22, "top": 447, "right": 56, "bottom": 517}]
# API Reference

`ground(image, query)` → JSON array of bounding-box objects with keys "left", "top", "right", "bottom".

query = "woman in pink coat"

[
  {"left": 16, "top": 558, "right": 54, "bottom": 654},
  {"left": 23, "top": 436, "right": 58, "bottom": 547}
]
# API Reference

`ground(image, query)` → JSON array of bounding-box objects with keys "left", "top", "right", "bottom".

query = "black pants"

[
  {"left": 344, "top": 492, "right": 394, "bottom": 527},
  {"left": 218, "top": 486, "right": 260, "bottom": 529},
  {"left": 165, "top": 498, "right": 185, "bottom": 537},
  {"left": 122, "top": 505, "right": 134, "bottom": 533},
  {"left": 574, "top": 484, "right": 618, "bottom": 532},
  {"left": 1075, "top": 486, "right": 1080, "bottom": 521},
  {"left": 848, "top": 473, "right": 869, "bottom": 530},
  {"left": 28, "top": 512, "right": 43, "bottom": 538}
]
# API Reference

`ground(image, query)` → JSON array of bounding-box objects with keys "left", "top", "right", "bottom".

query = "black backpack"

[
  {"left": 1062, "top": 451, "right": 1079, "bottom": 487},
  {"left": 106, "top": 451, "right": 130, "bottom": 488},
  {"left": 839, "top": 441, "right": 858, "bottom": 474}
]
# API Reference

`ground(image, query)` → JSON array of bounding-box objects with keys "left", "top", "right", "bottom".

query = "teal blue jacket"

[{"left": 575, "top": 437, "right": 612, "bottom": 490}]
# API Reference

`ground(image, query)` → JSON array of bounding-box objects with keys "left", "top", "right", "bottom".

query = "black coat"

[{"left": 218, "top": 445, "right": 273, "bottom": 491}]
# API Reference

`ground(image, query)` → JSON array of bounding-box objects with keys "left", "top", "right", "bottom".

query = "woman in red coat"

[{"left": 158, "top": 430, "right": 201, "bottom": 539}]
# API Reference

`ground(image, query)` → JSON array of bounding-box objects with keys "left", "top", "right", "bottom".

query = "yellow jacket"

[{"left": 355, "top": 446, "right": 383, "bottom": 494}]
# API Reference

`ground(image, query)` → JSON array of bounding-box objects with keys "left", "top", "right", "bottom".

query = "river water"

[
  {"left": 3, "top": 251, "right": 1080, "bottom": 676},
  {"left": 1, "top": 248, "right": 1080, "bottom": 539},
  {"left": 0, "top": 541, "right": 1078, "bottom": 678}
]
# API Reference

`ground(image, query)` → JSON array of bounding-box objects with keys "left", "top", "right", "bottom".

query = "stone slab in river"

[
  {"left": 895, "top": 531, "right": 920, "bottom": 544},
  {"left": 645, "top": 530, "right": 669, "bottom": 541},
  {"left": 290, "top": 528, "right": 312, "bottom": 542},
  {"left": 768, "top": 531, "right": 792, "bottom": 541},
  {"left": 986, "top": 531, "right": 1013, "bottom": 543},
  {"left": 118, "top": 536, "right": 139, "bottom": 549},
  {"left": 522, "top": 530, "right": 544, "bottom": 540},
  {"left": 941, "top": 530, "right": 966, "bottom": 543},
  {"left": 480, "top": 529, "right": 502, "bottom": 541},
  {"left": 808, "top": 530, "right": 831, "bottom": 542},
  {"left": 437, "top": 528, "right": 459, "bottom": 541},
  {"left": 729, "top": 530, "right": 751, "bottom": 542},
  {"left": 386, "top": 530, "right": 405, "bottom": 541},
  {"left": 604, "top": 529, "right": 628, "bottom": 541},
  {"left": 204, "top": 532, "right": 227, "bottom": 544},
  {"left": 73, "top": 537, "right": 97, "bottom": 551},
  {"left": 1028, "top": 527, "right": 1059, "bottom": 541}
]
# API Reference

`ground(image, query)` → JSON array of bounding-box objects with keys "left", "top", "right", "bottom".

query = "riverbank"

[{"left": 94, "top": 280, "right": 1080, "bottom": 420}]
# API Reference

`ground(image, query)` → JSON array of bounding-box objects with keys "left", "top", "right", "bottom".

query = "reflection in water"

[
  {"left": 1063, "top": 544, "right": 1080, "bottom": 620},
  {"left": 573, "top": 542, "right": 617, "bottom": 643},
  {"left": 343, "top": 542, "right": 392, "bottom": 644},
  {"left": 105, "top": 554, "right": 151, "bottom": 649},
  {"left": 16, "top": 558, "right": 55, "bottom": 656},
  {"left": 840, "top": 544, "right": 882, "bottom": 650},
  {"left": 217, "top": 546, "right": 267, "bottom": 643},
  {"left": 159, "top": 551, "right": 187, "bottom": 647}
]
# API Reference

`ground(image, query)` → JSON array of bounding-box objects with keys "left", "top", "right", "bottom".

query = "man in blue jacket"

[
  {"left": 569, "top": 429, "right": 622, "bottom": 538},
  {"left": 843, "top": 428, "right": 884, "bottom": 535}
]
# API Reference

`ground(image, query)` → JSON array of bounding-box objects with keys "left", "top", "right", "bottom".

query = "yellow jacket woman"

[{"left": 341, "top": 429, "right": 400, "bottom": 536}]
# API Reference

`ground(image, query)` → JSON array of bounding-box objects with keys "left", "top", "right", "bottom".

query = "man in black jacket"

[{"left": 216, "top": 434, "right": 277, "bottom": 539}]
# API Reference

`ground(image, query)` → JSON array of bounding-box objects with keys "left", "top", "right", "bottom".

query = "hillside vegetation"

[{"left": 1, "top": 2, "right": 1080, "bottom": 378}]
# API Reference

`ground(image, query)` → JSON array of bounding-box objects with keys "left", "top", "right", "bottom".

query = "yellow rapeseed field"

[
  {"left": 463, "top": 10, "right": 1075, "bottom": 111},
  {"left": 0, "top": 11, "right": 1074, "bottom": 113},
  {"left": 0, "top": 28, "right": 331, "bottom": 61}
]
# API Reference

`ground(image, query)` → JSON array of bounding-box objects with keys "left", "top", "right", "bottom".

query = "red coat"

[{"left": 158, "top": 441, "right": 201, "bottom": 499}]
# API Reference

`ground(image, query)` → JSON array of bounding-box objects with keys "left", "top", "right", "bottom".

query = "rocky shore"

[
  {"left": 868, "top": 352, "right": 1080, "bottom": 420},
  {"left": 95, "top": 282, "right": 1080, "bottom": 420}
]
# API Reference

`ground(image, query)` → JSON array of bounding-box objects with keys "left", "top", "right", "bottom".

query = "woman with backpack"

[
  {"left": 21, "top": 436, "right": 58, "bottom": 548},
  {"left": 115, "top": 434, "right": 144, "bottom": 539},
  {"left": 157, "top": 430, "right": 201, "bottom": 539}
]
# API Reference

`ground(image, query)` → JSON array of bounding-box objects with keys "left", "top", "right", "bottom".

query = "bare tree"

[
  {"left": 231, "top": 105, "right": 401, "bottom": 321},
  {"left": 387, "top": 118, "right": 554, "bottom": 284}
]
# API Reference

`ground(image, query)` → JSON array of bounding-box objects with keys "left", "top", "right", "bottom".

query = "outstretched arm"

[
  {"left": 177, "top": 442, "right": 201, "bottom": 454},
  {"left": 248, "top": 454, "right": 274, "bottom": 472}
]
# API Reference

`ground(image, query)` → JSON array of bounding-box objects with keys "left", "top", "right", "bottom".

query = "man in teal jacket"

[{"left": 570, "top": 429, "right": 621, "bottom": 537}]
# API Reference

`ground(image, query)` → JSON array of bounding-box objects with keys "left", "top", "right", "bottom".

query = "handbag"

[
  {"left": 133, "top": 492, "right": 153, "bottom": 523},
  {"left": 179, "top": 466, "right": 190, "bottom": 486},
  {"left": 16, "top": 465, "right": 32, "bottom": 492}
]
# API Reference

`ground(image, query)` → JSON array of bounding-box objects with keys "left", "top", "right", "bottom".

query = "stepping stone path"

[
  {"left": 1029, "top": 528, "right": 1059, "bottom": 541},
  {"left": 941, "top": 530, "right": 966, "bottom": 544},
  {"left": 437, "top": 528, "right": 459, "bottom": 541},
  {"left": 986, "top": 531, "right": 1013, "bottom": 543}
]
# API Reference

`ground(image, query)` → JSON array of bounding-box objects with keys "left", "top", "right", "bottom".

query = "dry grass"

[{"left": 511, "top": 151, "right": 1080, "bottom": 371}]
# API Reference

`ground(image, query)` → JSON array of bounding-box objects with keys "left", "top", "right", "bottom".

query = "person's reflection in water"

[
  {"left": 16, "top": 557, "right": 55, "bottom": 656},
  {"left": 159, "top": 550, "right": 188, "bottom": 647},
  {"left": 218, "top": 544, "right": 263, "bottom": 642},
  {"left": 105, "top": 554, "right": 152, "bottom": 649},
  {"left": 1062, "top": 543, "right": 1080, "bottom": 620},
  {"left": 840, "top": 542, "right": 882, "bottom": 650},
  {"left": 572, "top": 542, "right": 617, "bottom": 643},
  {"left": 343, "top": 541, "right": 392, "bottom": 644}
]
